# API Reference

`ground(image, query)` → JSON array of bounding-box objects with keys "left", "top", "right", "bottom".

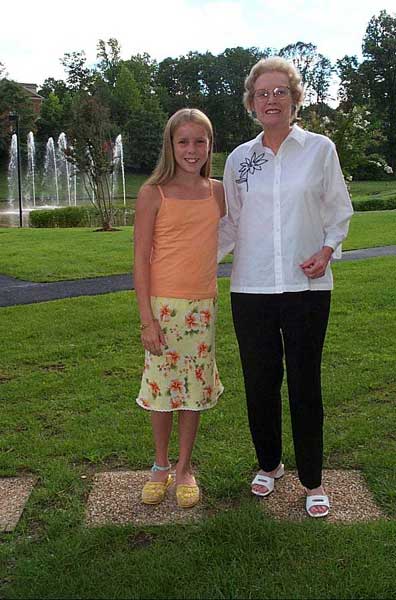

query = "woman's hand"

[
  {"left": 141, "top": 319, "right": 166, "bottom": 356},
  {"left": 300, "top": 246, "right": 333, "bottom": 279}
]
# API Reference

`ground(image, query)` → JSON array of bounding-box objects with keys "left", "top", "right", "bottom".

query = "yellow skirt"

[{"left": 136, "top": 297, "right": 224, "bottom": 412}]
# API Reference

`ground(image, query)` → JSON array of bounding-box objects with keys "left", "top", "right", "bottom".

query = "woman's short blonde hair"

[
  {"left": 243, "top": 56, "right": 304, "bottom": 121},
  {"left": 146, "top": 108, "right": 213, "bottom": 185}
]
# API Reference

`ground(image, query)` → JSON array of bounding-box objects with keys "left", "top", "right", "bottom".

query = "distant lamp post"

[{"left": 9, "top": 112, "right": 23, "bottom": 227}]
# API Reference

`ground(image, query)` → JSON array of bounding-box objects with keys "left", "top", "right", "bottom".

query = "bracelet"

[{"left": 140, "top": 319, "right": 158, "bottom": 330}]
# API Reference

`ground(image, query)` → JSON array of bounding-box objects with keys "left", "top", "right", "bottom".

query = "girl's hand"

[{"left": 141, "top": 319, "right": 166, "bottom": 356}]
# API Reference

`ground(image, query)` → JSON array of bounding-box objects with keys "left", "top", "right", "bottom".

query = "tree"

[
  {"left": 0, "top": 61, "right": 7, "bottom": 78},
  {"left": 280, "top": 42, "right": 333, "bottom": 105},
  {"left": 65, "top": 94, "right": 118, "bottom": 231},
  {"left": 336, "top": 55, "right": 368, "bottom": 108},
  {"left": 360, "top": 10, "right": 396, "bottom": 170},
  {"left": 301, "top": 104, "right": 390, "bottom": 179},
  {"left": 60, "top": 51, "right": 93, "bottom": 91},
  {"left": 96, "top": 38, "right": 122, "bottom": 87},
  {"left": 37, "top": 92, "right": 64, "bottom": 140},
  {"left": 125, "top": 97, "right": 166, "bottom": 172},
  {"left": 111, "top": 64, "right": 142, "bottom": 121},
  {"left": 0, "top": 79, "right": 36, "bottom": 161},
  {"left": 124, "top": 53, "right": 158, "bottom": 97},
  {"left": 155, "top": 47, "right": 269, "bottom": 151}
]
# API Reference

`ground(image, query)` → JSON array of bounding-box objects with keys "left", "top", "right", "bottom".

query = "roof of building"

[{"left": 19, "top": 83, "right": 44, "bottom": 100}]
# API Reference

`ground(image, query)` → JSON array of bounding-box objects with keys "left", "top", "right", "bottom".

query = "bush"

[
  {"left": 351, "top": 154, "right": 394, "bottom": 181},
  {"left": 30, "top": 207, "right": 99, "bottom": 228},
  {"left": 352, "top": 196, "right": 396, "bottom": 211},
  {"left": 29, "top": 206, "right": 135, "bottom": 227}
]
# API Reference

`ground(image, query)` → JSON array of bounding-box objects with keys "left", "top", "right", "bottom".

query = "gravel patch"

[
  {"left": 86, "top": 468, "right": 386, "bottom": 527},
  {"left": 261, "top": 469, "right": 386, "bottom": 522},
  {"left": 0, "top": 477, "right": 37, "bottom": 532},
  {"left": 86, "top": 470, "right": 204, "bottom": 527}
]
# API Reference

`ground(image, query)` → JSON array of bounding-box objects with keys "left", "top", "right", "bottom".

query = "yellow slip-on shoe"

[
  {"left": 141, "top": 474, "right": 173, "bottom": 505},
  {"left": 176, "top": 483, "right": 200, "bottom": 508}
]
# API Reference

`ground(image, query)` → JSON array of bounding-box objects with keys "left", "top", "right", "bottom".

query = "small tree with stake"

[{"left": 65, "top": 93, "right": 118, "bottom": 231}]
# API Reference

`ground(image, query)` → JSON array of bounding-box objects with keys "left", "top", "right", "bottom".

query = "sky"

[{"left": 1, "top": 0, "right": 395, "bottom": 92}]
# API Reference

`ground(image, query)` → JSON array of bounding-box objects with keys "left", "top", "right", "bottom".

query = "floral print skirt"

[{"left": 136, "top": 296, "right": 224, "bottom": 412}]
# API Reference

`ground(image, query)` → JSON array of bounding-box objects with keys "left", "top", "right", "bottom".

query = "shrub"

[
  {"left": 29, "top": 206, "right": 135, "bottom": 227},
  {"left": 30, "top": 207, "right": 99, "bottom": 228},
  {"left": 351, "top": 196, "right": 396, "bottom": 211}
]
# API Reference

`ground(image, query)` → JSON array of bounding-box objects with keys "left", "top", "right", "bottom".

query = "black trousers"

[{"left": 231, "top": 291, "right": 331, "bottom": 489}]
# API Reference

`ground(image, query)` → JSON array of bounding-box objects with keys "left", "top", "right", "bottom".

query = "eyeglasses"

[{"left": 253, "top": 86, "right": 290, "bottom": 102}]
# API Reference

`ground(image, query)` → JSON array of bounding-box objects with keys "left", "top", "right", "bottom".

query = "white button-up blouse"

[{"left": 218, "top": 125, "right": 354, "bottom": 293}]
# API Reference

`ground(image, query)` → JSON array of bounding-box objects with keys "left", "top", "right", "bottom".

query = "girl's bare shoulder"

[{"left": 136, "top": 184, "right": 161, "bottom": 211}]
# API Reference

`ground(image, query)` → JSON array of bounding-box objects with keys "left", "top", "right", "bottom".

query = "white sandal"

[
  {"left": 251, "top": 463, "right": 285, "bottom": 497},
  {"left": 306, "top": 494, "right": 330, "bottom": 518}
]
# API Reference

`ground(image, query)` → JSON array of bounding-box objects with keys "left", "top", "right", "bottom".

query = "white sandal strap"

[
  {"left": 306, "top": 494, "right": 330, "bottom": 511},
  {"left": 251, "top": 474, "right": 273, "bottom": 486}
]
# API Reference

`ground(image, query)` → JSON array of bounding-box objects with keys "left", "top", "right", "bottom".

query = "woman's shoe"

[
  {"left": 251, "top": 463, "right": 285, "bottom": 497},
  {"left": 176, "top": 483, "right": 200, "bottom": 508},
  {"left": 141, "top": 463, "right": 173, "bottom": 505},
  {"left": 306, "top": 494, "right": 330, "bottom": 518}
]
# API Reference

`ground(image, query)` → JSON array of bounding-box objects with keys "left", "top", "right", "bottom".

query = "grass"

[
  {"left": 0, "top": 210, "right": 395, "bottom": 282},
  {"left": 349, "top": 180, "right": 396, "bottom": 201},
  {"left": 0, "top": 258, "right": 396, "bottom": 598}
]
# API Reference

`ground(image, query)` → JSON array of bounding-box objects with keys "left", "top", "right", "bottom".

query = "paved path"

[{"left": 1, "top": 246, "right": 395, "bottom": 308}]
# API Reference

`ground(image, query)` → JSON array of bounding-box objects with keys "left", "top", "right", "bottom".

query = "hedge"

[
  {"left": 351, "top": 196, "right": 396, "bottom": 211},
  {"left": 29, "top": 206, "right": 134, "bottom": 228}
]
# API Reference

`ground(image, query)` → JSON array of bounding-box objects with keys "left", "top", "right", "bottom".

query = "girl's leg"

[
  {"left": 176, "top": 410, "right": 201, "bottom": 485},
  {"left": 150, "top": 411, "right": 173, "bottom": 482}
]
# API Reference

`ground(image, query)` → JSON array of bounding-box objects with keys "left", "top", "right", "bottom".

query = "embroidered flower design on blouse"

[{"left": 236, "top": 152, "right": 268, "bottom": 191}]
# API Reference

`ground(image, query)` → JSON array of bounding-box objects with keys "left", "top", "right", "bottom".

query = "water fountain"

[
  {"left": 42, "top": 137, "right": 59, "bottom": 205},
  {"left": 7, "top": 134, "right": 18, "bottom": 206},
  {"left": 26, "top": 131, "right": 36, "bottom": 207},
  {"left": 2, "top": 132, "right": 126, "bottom": 226},
  {"left": 112, "top": 134, "right": 126, "bottom": 206},
  {"left": 57, "top": 132, "right": 72, "bottom": 206}
]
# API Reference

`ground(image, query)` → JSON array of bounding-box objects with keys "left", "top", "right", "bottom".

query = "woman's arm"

[
  {"left": 133, "top": 185, "right": 165, "bottom": 355},
  {"left": 300, "top": 142, "right": 353, "bottom": 279},
  {"left": 322, "top": 142, "right": 354, "bottom": 255}
]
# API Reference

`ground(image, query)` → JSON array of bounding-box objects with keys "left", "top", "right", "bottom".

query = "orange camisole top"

[{"left": 149, "top": 180, "right": 221, "bottom": 300}]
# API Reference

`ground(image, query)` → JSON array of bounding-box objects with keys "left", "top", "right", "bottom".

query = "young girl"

[{"left": 134, "top": 108, "right": 225, "bottom": 509}]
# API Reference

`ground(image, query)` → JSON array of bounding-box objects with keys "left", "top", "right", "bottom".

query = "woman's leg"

[
  {"left": 176, "top": 410, "right": 201, "bottom": 485},
  {"left": 281, "top": 291, "right": 331, "bottom": 494},
  {"left": 231, "top": 293, "right": 284, "bottom": 473},
  {"left": 150, "top": 411, "right": 173, "bottom": 482}
]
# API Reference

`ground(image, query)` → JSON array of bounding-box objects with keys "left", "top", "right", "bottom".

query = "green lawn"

[
  {"left": 349, "top": 179, "right": 396, "bottom": 201},
  {"left": 1, "top": 259, "right": 396, "bottom": 599},
  {"left": 0, "top": 226, "right": 134, "bottom": 281},
  {"left": 0, "top": 210, "right": 395, "bottom": 282}
]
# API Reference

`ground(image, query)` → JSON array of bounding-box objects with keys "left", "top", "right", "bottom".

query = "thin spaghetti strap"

[
  {"left": 209, "top": 178, "right": 214, "bottom": 196},
  {"left": 157, "top": 185, "right": 166, "bottom": 201}
]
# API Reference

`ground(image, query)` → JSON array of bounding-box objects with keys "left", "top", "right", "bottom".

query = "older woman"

[{"left": 219, "top": 57, "right": 353, "bottom": 517}]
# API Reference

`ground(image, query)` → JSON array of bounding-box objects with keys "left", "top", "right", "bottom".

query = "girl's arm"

[
  {"left": 212, "top": 179, "right": 226, "bottom": 217},
  {"left": 133, "top": 185, "right": 165, "bottom": 356},
  {"left": 217, "top": 157, "right": 241, "bottom": 262}
]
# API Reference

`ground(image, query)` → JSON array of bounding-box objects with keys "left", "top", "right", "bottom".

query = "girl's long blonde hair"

[{"left": 146, "top": 108, "right": 213, "bottom": 185}]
